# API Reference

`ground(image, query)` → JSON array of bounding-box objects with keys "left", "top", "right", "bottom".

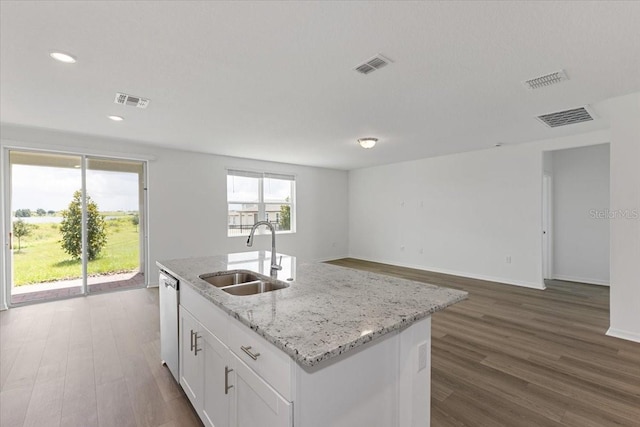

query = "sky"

[{"left": 11, "top": 165, "right": 139, "bottom": 212}]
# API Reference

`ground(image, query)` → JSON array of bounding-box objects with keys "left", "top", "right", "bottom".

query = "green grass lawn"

[{"left": 12, "top": 216, "right": 139, "bottom": 286}]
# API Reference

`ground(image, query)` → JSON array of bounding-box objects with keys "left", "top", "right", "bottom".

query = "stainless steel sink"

[
  {"left": 221, "top": 280, "right": 288, "bottom": 296},
  {"left": 199, "top": 271, "right": 260, "bottom": 288},
  {"left": 198, "top": 270, "right": 289, "bottom": 296}
]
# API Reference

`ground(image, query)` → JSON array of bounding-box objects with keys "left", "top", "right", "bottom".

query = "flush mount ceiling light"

[
  {"left": 357, "top": 138, "right": 378, "bottom": 149},
  {"left": 49, "top": 52, "right": 77, "bottom": 63},
  {"left": 108, "top": 115, "right": 124, "bottom": 121}
]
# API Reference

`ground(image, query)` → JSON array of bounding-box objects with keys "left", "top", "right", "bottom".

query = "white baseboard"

[
  {"left": 606, "top": 327, "right": 640, "bottom": 343},
  {"left": 345, "top": 255, "right": 546, "bottom": 290},
  {"left": 552, "top": 274, "right": 609, "bottom": 286},
  {"left": 314, "top": 254, "right": 349, "bottom": 263}
]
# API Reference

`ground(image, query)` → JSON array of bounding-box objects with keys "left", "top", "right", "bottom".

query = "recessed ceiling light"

[
  {"left": 108, "top": 115, "right": 124, "bottom": 122},
  {"left": 357, "top": 138, "right": 378, "bottom": 149},
  {"left": 49, "top": 52, "right": 77, "bottom": 63}
]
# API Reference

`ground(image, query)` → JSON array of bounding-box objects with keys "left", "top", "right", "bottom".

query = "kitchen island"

[{"left": 157, "top": 251, "right": 467, "bottom": 427}]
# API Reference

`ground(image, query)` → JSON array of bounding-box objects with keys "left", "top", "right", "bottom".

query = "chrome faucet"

[{"left": 246, "top": 221, "right": 282, "bottom": 278}]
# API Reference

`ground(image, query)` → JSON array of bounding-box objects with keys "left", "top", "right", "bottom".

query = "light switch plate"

[{"left": 418, "top": 342, "right": 427, "bottom": 372}]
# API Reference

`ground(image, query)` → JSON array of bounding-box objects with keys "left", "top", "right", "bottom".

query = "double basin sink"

[{"left": 198, "top": 270, "right": 289, "bottom": 296}]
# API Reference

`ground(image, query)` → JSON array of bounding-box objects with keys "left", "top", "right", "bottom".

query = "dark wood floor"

[
  {"left": 2, "top": 259, "right": 639, "bottom": 426},
  {"left": 328, "top": 258, "right": 640, "bottom": 427}
]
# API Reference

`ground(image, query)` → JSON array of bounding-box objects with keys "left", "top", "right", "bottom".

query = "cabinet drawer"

[{"left": 227, "top": 319, "right": 292, "bottom": 400}]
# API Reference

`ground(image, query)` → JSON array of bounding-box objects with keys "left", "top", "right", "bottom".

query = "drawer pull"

[
  {"left": 241, "top": 345, "right": 260, "bottom": 360},
  {"left": 190, "top": 330, "right": 195, "bottom": 352}
]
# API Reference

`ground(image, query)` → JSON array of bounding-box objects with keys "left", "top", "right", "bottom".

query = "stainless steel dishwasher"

[{"left": 159, "top": 270, "right": 179, "bottom": 382}]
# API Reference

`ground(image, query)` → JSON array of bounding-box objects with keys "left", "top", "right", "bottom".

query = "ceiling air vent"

[
  {"left": 114, "top": 92, "right": 150, "bottom": 109},
  {"left": 536, "top": 106, "right": 595, "bottom": 128},
  {"left": 354, "top": 54, "right": 393, "bottom": 75},
  {"left": 523, "top": 70, "right": 568, "bottom": 90}
]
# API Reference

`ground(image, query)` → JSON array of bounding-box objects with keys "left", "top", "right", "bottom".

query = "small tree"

[
  {"left": 279, "top": 203, "right": 291, "bottom": 231},
  {"left": 12, "top": 219, "right": 33, "bottom": 252},
  {"left": 60, "top": 190, "right": 107, "bottom": 260},
  {"left": 131, "top": 213, "right": 139, "bottom": 229},
  {"left": 36, "top": 208, "right": 46, "bottom": 216}
]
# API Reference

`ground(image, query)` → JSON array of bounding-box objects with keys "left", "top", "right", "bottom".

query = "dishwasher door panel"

[{"left": 160, "top": 272, "right": 179, "bottom": 382}]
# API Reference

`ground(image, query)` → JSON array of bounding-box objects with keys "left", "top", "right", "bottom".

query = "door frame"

[
  {"left": 542, "top": 173, "right": 553, "bottom": 281},
  {"left": 2, "top": 147, "right": 149, "bottom": 307}
]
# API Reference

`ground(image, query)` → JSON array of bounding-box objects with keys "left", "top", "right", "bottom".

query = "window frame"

[{"left": 226, "top": 169, "right": 296, "bottom": 237}]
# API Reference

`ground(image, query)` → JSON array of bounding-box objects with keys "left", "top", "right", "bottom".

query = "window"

[{"left": 227, "top": 169, "right": 295, "bottom": 236}]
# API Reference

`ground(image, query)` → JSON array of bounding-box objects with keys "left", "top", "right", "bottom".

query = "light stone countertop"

[{"left": 157, "top": 251, "right": 467, "bottom": 367}]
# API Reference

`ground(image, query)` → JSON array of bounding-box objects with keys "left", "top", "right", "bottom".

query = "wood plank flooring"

[
  {"left": 0, "top": 289, "right": 202, "bottom": 427},
  {"left": 2, "top": 259, "right": 639, "bottom": 426},
  {"left": 327, "top": 258, "right": 640, "bottom": 427}
]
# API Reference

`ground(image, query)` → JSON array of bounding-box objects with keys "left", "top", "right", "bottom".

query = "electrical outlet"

[
  {"left": 506, "top": 256, "right": 512, "bottom": 264},
  {"left": 400, "top": 246, "right": 405, "bottom": 252},
  {"left": 418, "top": 342, "right": 427, "bottom": 372},
  {"left": 419, "top": 248, "right": 423, "bottom": 254}
]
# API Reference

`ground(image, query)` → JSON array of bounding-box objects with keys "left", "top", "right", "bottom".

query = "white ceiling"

[{"left": 1, "top": 1, "right": 639, "bottom": 170}]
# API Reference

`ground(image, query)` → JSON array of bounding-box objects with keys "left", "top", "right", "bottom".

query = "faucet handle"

[{"left": 272, "top": 255, "right": 283, "bottom": 271}]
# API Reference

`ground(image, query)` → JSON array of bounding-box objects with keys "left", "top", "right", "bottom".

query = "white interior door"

[{"left": 542, "top": 174, "right": 553, "bottom": 280}]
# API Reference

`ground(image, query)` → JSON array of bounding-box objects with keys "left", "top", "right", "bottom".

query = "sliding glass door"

[
  {"left": 86, "top": 157, "right": 145, "bottom": 293},
  {"left": 5, "top": 149, "right": 147, "bottom": 305}
]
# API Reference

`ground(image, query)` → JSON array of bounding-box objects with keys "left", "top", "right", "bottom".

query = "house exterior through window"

[{"left": 227, "top": 169, "right": 295, "bottom": 236}]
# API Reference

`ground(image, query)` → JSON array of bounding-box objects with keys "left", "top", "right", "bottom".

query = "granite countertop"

[{"left": 157, "top": 251, "right": 467, "bottom": 367}]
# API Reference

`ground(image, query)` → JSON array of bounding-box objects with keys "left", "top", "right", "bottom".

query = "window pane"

[
  {"left": 266, "top": 203, "right": 291, "bottom": 231},
  {"left": 228, "top": 203, "right": 259, "bottom": 236},
  {"left": 264, "top": 178, "right": 292, "bottom": 203},
  {"left": 227, "top": 175, "right": 259, "bottom": 202}
]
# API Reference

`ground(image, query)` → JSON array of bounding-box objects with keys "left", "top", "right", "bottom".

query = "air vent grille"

[
  {"left": 537, "top": 106, "right": 594, "bottom": 128},
  {"left": 114, "top": 92, "right": 150, "bottom": 109},
  {"left": 524, "top": 70, "right": 568, "bottom": 90},
  {"left": 354, "top": 54, "right": 392, "bottom": 75}
]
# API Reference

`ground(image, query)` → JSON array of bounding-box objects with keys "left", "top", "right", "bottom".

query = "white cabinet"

[
  {"left": 177, "top": 282, "right": 432, "bottom": 427},
  {"left": 179, "top": 291, "right": 291, "bottom": 427},
  {"left": 179, "top": 306, "right": 201, "bottom": 403},
  {"left": 179, "top": 306, "right": 230, "bottom": 427},
  {"left": 229, "top": 352, "right": 292, "bottom": 427}
]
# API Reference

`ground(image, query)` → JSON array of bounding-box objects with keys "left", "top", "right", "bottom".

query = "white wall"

[
  {"left": 550, "top": 144, "right": 610, "bottom": 285},
  {"left": 349, "top": 130, "right": 611, "bottom": 290},
  {"left": 0, "top": 125, "right": 349, "bottom": 309},
  {"left": 603, "top": 92, "right": 640, "bottom": 343}
]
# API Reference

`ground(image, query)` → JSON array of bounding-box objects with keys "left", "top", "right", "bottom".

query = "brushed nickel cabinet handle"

[
  {"left": 225, "top": 366, "right": 234, "bottom": 394},
  {"left": 193, "top": 332, "right": 201, "bottom": 356},
  {"left": 190, "top": 330, "right": 195, "bottom": 352},
  {"left": 241, "top": 345, "right": 260, "bottom": 360}
]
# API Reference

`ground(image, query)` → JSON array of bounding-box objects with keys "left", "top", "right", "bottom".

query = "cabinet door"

[
  {"left": 179, "top": 306, "right": 202, "bottom": 407},
  {"left": 229, "top": 352, "right": 292, "bottom": 427},
  {"left": 201, "top": 326, "right": 230, "bottom": 427}
]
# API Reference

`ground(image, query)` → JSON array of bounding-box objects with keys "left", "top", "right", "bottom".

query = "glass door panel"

[
  {"left": 85, "top": 158, "right": 145, "bottom": 293},
  {"left": 9, "top": 151, "right": 83, "bottom": 304}
]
